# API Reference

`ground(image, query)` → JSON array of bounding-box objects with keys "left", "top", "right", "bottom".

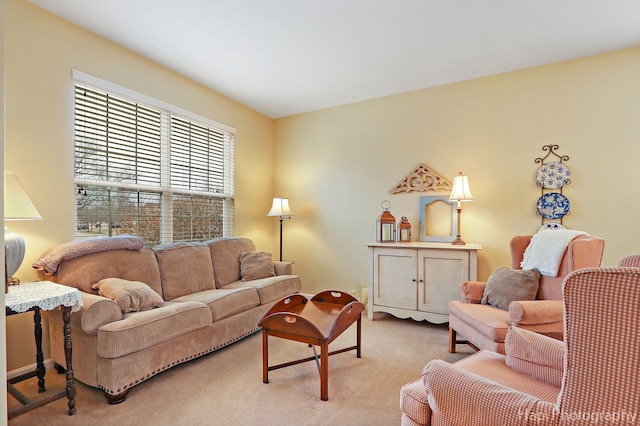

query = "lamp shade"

[
  {"left": 449, "top": 173, "right": 474, "bottom": 202},
  {"left": 267, "top": 197, "right": 293, "bottom": 218},
  {"left": 4, "top": 171, "right": 42, "bottom": 284},
  {"left": 4, "top": 171, "right": 42, "bottom": 220}
]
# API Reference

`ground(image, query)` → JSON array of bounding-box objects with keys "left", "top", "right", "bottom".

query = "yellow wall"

[
  {"left": 274, "top": 47, "right": 640, "bottom": 295},
  {"left": 4, "top": 0, "right": 277, "bottom": 370},
  {"left": 5, "top": 0, "right": 640, "bottom": 374}
]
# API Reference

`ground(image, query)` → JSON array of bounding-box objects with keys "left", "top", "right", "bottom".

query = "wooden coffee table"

[{"left": 258, "top": 290, "right": 365, "bottom": 401}]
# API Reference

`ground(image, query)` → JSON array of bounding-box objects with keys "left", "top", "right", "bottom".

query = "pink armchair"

[
  {"left": 618, "top": 254, "right": 640, "bottom": 267},
  {"left": 448, "top": 234, "right": 604, "bottom": 354},
  {"left": 400, "top": 267, "right": 640, "bottom": 426}
]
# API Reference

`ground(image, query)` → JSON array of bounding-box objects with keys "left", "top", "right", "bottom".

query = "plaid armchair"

[
  {"left": 400, "top": 267, "right": 640, "bottom": 425},
  {"left": 618, "top": 254, "right": 640, "bottom": 267}
]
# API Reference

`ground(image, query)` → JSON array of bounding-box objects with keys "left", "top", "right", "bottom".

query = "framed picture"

[{"left": 418, "top": 196, "right": 457, "bottom": 242}]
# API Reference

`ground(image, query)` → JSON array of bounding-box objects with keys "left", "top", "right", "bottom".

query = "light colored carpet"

[{"left": 8, "top": 313, "right": 472, "bottom": 425}]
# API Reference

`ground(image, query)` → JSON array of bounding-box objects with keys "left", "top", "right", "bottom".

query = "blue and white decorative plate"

[
  {"left": 537, "top": 193, "right": 570, "bottom": 219},
  {"left": 536, "top": 162, "right": 571, "bottom": 189}
]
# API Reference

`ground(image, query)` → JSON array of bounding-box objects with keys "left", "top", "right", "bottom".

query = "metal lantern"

[
  {"left": 376, "top": 200, "right": 396, "bottom": 243},
  {"left": 398, "top": 216, "right": 412, "bottom": 242}
]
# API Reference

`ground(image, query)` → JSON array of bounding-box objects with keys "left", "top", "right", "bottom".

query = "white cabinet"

[{"left": 367, "top": 242, "right": 481, "bottom": 324}]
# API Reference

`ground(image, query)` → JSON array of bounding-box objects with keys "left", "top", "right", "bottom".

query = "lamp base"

[
  {"left": 4, "top": 226, "right": 26, "bottom": 280},
  {"left": 451, "top": 237, "right": 466, "bottom": 245},
  {"left": 452, "top": 207, "right": 466, "bottom": 245}
]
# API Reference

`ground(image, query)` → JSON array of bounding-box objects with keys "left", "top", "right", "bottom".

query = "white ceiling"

[{"left": 27, "top": 0, "right": 640, "bottom": 118}]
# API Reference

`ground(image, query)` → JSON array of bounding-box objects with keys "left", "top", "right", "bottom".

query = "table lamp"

[
  {"left": 449, "top": 172, "right": 473, "bottom": 245},
  {"left": 267, "top": 197, "right": 293, "bottom": 261},
  {"left": 4, "top": 171, "right": 42, "bottom": 286}
]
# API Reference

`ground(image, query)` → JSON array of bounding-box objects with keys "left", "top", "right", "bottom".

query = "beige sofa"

[{"left": 42, "top": 237, "right": 302, "bottom": 403}]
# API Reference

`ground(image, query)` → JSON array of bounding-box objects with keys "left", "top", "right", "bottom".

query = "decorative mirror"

[{"left": 418, "top": 196, "right": 457, "bottom": 242}]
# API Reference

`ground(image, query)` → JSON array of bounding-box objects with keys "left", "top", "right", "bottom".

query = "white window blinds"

[{"left": 73, "top": 73, "right": 235, "bottom": 245}]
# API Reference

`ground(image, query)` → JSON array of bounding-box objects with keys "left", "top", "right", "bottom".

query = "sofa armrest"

[
  {"left": 460, "top": 281, "right": 486, "bottom": 303},
  {"left": 422, "top": 359, "right": 555, "bottom": 425},
  {"left": 77, "top": 292, "right": 123, "bottom": 334},
  {"left": 505, "top": 327, "right": 564, "bottom": 387},
  {"left": 509, "top": 299, "right": 563, "bottom": 326},
  {"left": 273, "top": 261, "right": 294, "bottom": 276}
]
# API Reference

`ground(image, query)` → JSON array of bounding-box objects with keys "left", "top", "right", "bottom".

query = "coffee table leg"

[
  {"left": 356, "top": 316, "right": 362, "bottom": 358},
  {"left": 320, "top": 340, "right": 329, "bottom": 401},
  {"left": 262, "top": 330, "right": 269, "bottom": 384}
]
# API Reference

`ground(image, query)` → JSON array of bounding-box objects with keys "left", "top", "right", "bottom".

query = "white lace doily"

[{"left": 6, "top": 281, "right": 83, "bottom": 313}]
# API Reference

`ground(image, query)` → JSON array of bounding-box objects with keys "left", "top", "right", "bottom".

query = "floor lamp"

[{"left": 267, "top": 197, "right": 293, "bottom": 261}]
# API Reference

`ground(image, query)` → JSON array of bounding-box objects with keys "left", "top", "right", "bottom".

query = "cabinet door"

[
  {"left": 417, "top": 249, "right": 469, "bottom": 315},
  {"left": 372, "top": 248, "right": 416, "bottom": 310}
]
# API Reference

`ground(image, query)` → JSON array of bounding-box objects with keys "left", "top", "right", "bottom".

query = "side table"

[{"left": 5, "top": 281, "right": 83, "bottom": 419}]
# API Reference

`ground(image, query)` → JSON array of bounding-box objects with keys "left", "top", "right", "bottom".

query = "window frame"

[{"left": 73, "top": 70, "right": 235, "bottom": 244}]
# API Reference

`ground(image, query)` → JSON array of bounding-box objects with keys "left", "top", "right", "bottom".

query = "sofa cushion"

[
  {"left": 206, "top": 238, "right": 256, "bottom": 288},
  {"left": 154, "top": 242, "right": 216, "bottom": 300},
  {"left": 171, "top": 287, "right": 260, "bottom": 321},
  {"left": 224, "top": 275, "right": 302, "bottom": 304},
  {"left": 57, "top": 248, "right": 163, "bottom": 297},
  {"left": 481, "top": 267, "right": 540, "bottom": 310},
  {"left": 92, "top": 278, "right": 165, "bottom": 313},
  {"left": 240, "top": 251, "right": 276, "bottom": 281},
  {"left": 96, "top": 301, "right": 212, "bottom": 358}
]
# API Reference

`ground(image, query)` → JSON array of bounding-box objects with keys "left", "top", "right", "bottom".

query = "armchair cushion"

[
  {"left": 423, "top": 358, "right": 557, "bottom": 425},
  {"left": 400, "top": 378, "right": 432, "bottom": 425},
  {"left": 481, "top": 267, "right": 540, "bottom": 310},
  {"left": 92, "top": 278, "right": 164, "bottom": 313},
  {"left": 239, "top": 251, "right": 276, "bottom": 281},
  {"left": 448, "top": 301, "right": 510, "bottom": 345},
  {"left": 509, "top": 299, "right": 563, "bottom": 326},
  {"left": 460, "top": 281, "right": 486, "bottom": 303},
  {"left": 505, "top": 327, "right": 564, "bottom": 387}
]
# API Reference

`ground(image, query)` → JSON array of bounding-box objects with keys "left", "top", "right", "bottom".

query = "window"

[{"left": 73, "top": 71, "right": 235, "bottom": 246}]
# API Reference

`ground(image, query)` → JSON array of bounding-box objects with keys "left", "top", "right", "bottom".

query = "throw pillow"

[
  {"left": 239, "top": 251, "right": 276, "bottom": 281},
  {"left": 481, "top": 267, "right": 541, "bottom": 310},
  {"left": 92, "top": 278, "right": 164, "bottom": 313}
]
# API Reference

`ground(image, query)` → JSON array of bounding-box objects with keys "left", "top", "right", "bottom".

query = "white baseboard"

[{"left": 7, "top": 358, "right": 55, "bottom": 380}]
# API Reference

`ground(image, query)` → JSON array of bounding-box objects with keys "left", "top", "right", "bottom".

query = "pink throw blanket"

[{"left": 32, "top": 235, "right": 145, "bottom": 275}]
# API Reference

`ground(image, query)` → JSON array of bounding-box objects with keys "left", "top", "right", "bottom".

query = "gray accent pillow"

[
  {"left": 240, "top": 251, "right": 276, "bottom": 281},
  {"left": 92, "top": 278, "right": 165, "bottom": 313},
  {"left": 481, "top": 267, "right": 541, "bottom": 310}
]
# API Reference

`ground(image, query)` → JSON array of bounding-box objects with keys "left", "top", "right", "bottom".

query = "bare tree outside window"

[{"left": 74, "top": 79, "right": 234, "bottom": 245}]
